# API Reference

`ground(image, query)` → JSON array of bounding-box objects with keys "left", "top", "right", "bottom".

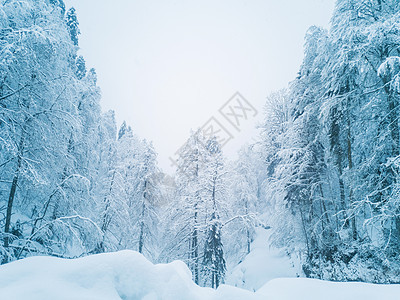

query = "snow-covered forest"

[
  {"left": 1, "top": 0, "right": 400, "bottom": 297},
  {"left": 261, "top": 0, "right": 400, "bottom": 282}
]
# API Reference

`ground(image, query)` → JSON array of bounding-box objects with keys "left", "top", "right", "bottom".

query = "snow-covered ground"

[
  {"left": 0, "top": 248, "right": 400, "bottom": 300},
  {"left": 226, "top": 227, "right": 301, "bottom": 291},
  {"left": 260, "top": 278, "right": 400, "bottom": 300},
  {"left": 0, "top": 250, "right": 259, "bottom": 300}
]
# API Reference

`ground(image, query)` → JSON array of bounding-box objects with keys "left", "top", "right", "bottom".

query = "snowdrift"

[
  {"left": 0, "top": 250, "right": 259, "bottom": 300},
  {"left": 0, "top": 250, "right": 399, "bottom": 300},
  {"left": 260, "top": 278, "right": 400, "bottom": 300}
]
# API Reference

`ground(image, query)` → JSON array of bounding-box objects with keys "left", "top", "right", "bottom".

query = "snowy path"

[{"left": 226, "top": 227, "right": 301, "bottom": 291}]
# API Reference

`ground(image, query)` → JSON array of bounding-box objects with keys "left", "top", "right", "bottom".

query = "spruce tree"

[{"left": 66, "top": 7, "right": 80, "bottom": 46}]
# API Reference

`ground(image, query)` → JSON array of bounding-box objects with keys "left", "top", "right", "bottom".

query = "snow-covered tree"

[
  {"left": 256, "top": 0, "right": 400, "bottom": 282},
  {"left": 201, "top": 138, "right": 227, "bottom": 288},
  {"left": 162, "top": 130, "right": 209, "bottom": 284},
  {"left": 66, "top": 7, "right": 80, "bottom": 46}
]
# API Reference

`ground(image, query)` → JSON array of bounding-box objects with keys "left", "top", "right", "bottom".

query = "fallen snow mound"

[
  {"left": 0, "top": 250, "right": 259, "bottom": 300},
  {"left": 260, "top": 277, "right": 400, "bottom": 300},
  {"left": 0, "top": 250, "right": 399, "bottom": 300}
]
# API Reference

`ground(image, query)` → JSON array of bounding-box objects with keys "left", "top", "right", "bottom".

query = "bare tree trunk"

[
  {"left": 299, "top": 204, "right": 310, "bottom": 258},
  {"left": 138, "top": 218, "right": 144, "bottom": 253},
  {"left": 245, "top": 200, "right": 251, "bottom": 254},
  {"left": 138, "top": 180, "right": 147, "bottom": 254},
  {"left": 347, "top": 101, "right": 357, "bottom": 240},
  {"left": 98, "top": 170, "right": 115, "bottom": 253},
  {"left": 192, "top": 208, "right": 199, "bottom": 284},
  {"left": 330, "top": 107, "right": 348, "bottom": 227},
  {"left": 4, "top": 135, "right": 24, "bottom": 249},
  {"left": 192, "top": 162, "right": 200, "bottom": 284},
  {"left": 247, "top": 228, "right": 251, "bottom": 254},
  {"left": 388, "top": 93, "right": 399, "bottom": 157}
]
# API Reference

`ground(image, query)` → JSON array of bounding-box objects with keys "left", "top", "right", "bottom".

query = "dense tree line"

[
  {"left": 160, "top": 131, "right": 259, "bottom": 288},
  {"left": 0, "top": 0, "right": 161, "bottom": 263},
  {"left": 0, "top": 0, "right": 258, "bottom": 289},
  {"left": 257, "top": 0, "right": 400, "bottom": 283}
]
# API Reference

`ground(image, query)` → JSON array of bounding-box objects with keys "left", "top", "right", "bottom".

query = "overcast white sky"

[{"left": 65, "top": 0, "right": 335, "bottom": 173}]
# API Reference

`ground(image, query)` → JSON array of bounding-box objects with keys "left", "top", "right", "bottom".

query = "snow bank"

[
  {"left": 257, "top": 278, "right": 400, "bottom": 300},
  {"left": 0, "top": 250, "right": 260, "bottom": 300},
  {"left": 0, "top": 250, "right": 399, "bottom": 300}
]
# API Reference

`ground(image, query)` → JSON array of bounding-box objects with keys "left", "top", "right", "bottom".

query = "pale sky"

[{"left": 65, "top": 0, "right": 336, "bottom": 173}]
